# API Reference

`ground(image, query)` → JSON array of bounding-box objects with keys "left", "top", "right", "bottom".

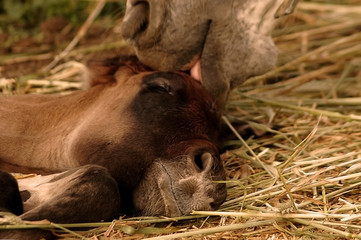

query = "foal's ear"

[
  {"left": 84, "top": 57, "right": 122, "bottom": 88},
  {"left": 84, "top": 56, "right": 150, "bottom": 88}
]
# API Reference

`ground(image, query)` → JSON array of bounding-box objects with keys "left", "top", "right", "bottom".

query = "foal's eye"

[
  {"left": 147, "top": 83, "right": 170, "bottom": 93},
  {"left": 145, "top": 78, "right": 172, "bottom": 94}
]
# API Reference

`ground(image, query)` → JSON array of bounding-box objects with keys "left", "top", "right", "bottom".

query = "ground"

[{"left": 1, "top": 1, "right": 361, "bottom": 239}]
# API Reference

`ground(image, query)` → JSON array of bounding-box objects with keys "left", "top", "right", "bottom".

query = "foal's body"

[{"left": 0, "top": 59, "right": 227, "bottom": 235}]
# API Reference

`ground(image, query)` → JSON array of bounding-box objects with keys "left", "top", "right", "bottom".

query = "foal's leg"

[
  {"left": 19, "top": 164, "right": 121, "bottom": 223},
  {"left": 0, "top": 171, "right": 44, "bottom": 240},
  {"left": 0, "top": 165, "right": 121, "bottom": 240}
]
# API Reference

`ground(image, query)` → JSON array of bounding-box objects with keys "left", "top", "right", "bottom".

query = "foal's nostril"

[
  {"left": 210, "top": 201, "right": 218, "bottom": 210},
  {"left": 193, "top": 152, "right": 214, "bottom": 172},
  {"left": 194, "top": 153, "right": 204, "bottom": 171}
]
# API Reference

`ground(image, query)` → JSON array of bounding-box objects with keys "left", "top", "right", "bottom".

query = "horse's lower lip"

[{"left": 190, "top": 59, "right": 202, "bottom": 82}]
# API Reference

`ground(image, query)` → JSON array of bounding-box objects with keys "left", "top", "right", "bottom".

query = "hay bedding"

[{"left": 1, "top": 1, "right": 361, "bottom": 239}]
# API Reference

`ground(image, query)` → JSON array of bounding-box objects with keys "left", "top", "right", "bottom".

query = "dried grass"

[{"left": 2, "top": 1, "right": 361, "bottom": 239}]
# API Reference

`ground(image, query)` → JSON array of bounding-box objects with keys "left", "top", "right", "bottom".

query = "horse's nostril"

[
  {"left": 120, "top": 1, "right": 149, "bottom": 40},
  {"left": 193, "top": 152, "right": 214, "bottom": 172}
]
